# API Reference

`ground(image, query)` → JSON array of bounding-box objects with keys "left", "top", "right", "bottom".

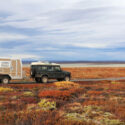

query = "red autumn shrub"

[
  {"left": 8, "top": 84, "right": 43, "bottom": 89},
  {"left": 20, "top": 97, "right": 37, "bottom": 104},
  {"left": 87, "top": 90, "right": 103, "bottom": 95},
  {"left": 0, "top": 110, "right": 95, "bottom": 125},
  {"left": 103, "top": 101, "right": 125, "bottom": 121},
  {"left": 83, "top": 100, "right": 107, "bottom": 106},
  {"left": 110, "top": 84, "right": 125, "bottom": 90},
  {"left": 39, "top": 90, "right": 70, "bottom": 98},
  {"left": 38, "top": 88, "right": 84, "bottom": 100}
]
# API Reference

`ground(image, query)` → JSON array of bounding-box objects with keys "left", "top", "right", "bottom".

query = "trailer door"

[
  {"left": 10, "top": 59, "right": 22, "bottom": 79},
  {"left": 10, "top": 60, "right": 16, "bottom": 79},
  {"left": 17, "top": 59, "right": 22, "bottom": 79}
]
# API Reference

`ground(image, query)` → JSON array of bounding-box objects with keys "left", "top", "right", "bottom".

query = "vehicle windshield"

[{"left": 54, "top": 66, "right": 61, "bottom": 71}]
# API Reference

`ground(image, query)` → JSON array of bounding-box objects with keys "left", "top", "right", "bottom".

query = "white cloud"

[
  {"left": 0, "top": 53, "right": 42, "bottom": 60},
  {"left": 0, "top": 33, "right": 28, "bottom": 42},
  {"left": 0, "top": 0, "right": 125, "bottom": 60},
  {"left": 10, "top": 54, "right": 42, "bottom": 60},
  {"left": 70, "top": 42, "right": 109, "bottom": 48}
]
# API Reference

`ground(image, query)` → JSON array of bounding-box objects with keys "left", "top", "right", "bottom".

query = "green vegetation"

[
  {"left": 38, "top": 99, "right": 56, "bottom": 111},
  {"left": 23, "top": 91, "right": 34, "bottom": 97},
  {"left": 0, "top": 87, "right": 14, "bottom": 92}
]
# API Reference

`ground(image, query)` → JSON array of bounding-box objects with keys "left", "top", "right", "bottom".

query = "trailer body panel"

[{"left": 0, "top": 58, "right": 22, "bottom": 80}]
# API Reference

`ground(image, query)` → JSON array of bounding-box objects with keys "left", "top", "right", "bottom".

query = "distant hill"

[{"left": 22, "top": 60, "right": 125, "bottom": 64}]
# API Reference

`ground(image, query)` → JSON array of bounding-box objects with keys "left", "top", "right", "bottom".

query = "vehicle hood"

[{"left": 62, "top": 70, "right": 71, "bottom": 74}]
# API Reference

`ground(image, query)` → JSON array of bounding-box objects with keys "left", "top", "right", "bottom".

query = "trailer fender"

[{"left": 0, "top": 74, "right": 11, "bottom": 80}]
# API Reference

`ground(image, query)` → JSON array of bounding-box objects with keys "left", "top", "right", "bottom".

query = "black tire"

[
  {"left": 35, "top": 78, "right": 41, "bottom": 83},
  {"left": 2, "top": 77, "right": 10, "bottom": 84},
  {"left": 64, "top": 76, "right": 70, "bottom": 81},
  {"left": 41, "top": 76, "right": 48, "bottom": 83},
  {"left": 57, "top": 78, "right": 63, "bottom": 81}
]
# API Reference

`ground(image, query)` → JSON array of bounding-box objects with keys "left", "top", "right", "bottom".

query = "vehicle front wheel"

[
  {"left": 2, "top": 77, "right": 10, "bottom": 84},
  {"left": 41, "top": 76, "right": 48, "bottom": 83},
  {"left": 64, "top": 76, "right": 70, "bottom": 81}
]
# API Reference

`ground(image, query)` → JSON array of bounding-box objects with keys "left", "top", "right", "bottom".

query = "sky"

[{"left": 0, "top": 0, "right": 125, "bottom": 61}]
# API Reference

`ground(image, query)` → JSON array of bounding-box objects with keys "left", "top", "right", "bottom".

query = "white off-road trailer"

[{"left": 0, "top": 58, "right": 23, "bottom": 84}]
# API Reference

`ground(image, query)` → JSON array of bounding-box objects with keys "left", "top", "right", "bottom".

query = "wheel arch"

[
  {"left": 0, "top": 74, "right": 11, "bottom": 80},
  {"left": 65, "top": 74, "right": 71, "bottom": 78},
  {"left": 42, "top": 74, "right": 48, "bottom": 78}
]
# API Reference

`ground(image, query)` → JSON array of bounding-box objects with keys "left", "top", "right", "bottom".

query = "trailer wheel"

[
  {"left": 41, "top": 76, "right": 48, "bottom": 83},
  {"left": 35, "top": 78, "right": 41, "bottom": 83},
  {"left": 2, "top": 77, "right": 9, "bottom": 84}
]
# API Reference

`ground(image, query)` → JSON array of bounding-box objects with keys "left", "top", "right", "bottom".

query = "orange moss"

[
  {"left": 87, "top": 90, "right": 103, "bottom": 95},
  {"left": 83, "top": 100, "right": 106, "bottom": 106},
  {"left": 54, "top": 81, "right": 80, "bottom": 88}
]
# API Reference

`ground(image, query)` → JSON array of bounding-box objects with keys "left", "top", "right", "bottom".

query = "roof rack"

[{"left": 31, "top": 61, "right": 60, "bottom": 66}]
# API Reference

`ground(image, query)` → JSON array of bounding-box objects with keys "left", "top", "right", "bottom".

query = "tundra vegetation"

[
  {"left": 0, "top": 67, "right": 125, "bottom": 125},
  {"left": 0, "top": 79, "right": 125, "bottom": 125},
  {"left": 23, "top": 67, "right": 125, "bottom": 80}
]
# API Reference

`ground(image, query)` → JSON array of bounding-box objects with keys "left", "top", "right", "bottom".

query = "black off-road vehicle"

[{"left": 30, "top": 62, "right": 71, "bottom": 83}]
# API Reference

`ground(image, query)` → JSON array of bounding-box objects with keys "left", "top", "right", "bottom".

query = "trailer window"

[{"left": 0, "top": 61, "right": 11, "bottom": 68}]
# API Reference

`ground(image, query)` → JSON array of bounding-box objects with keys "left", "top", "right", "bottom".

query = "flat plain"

[
  {"left": 23, "top": 66, "right": 125, "bottom": 79},
  {"left": 0, "top": 66, "right": 125, "bottom": 125}
]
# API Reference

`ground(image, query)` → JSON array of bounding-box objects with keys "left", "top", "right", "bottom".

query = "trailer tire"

[
  {"left": 2, "top": 77, "right": 10, "bottom": 84},
  {"left": 35, "top": 78, "right": 41, "bottom": 83}
]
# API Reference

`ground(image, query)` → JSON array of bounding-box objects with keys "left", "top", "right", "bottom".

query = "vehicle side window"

[
  {"left": 42, "top": 66, "right": 47, "bottom": 71},
  {"left": 37, "top": 66, "right": 41, "bottom": 71},
  {"left": 48, "top": 66, "right": 54, "bottom": 71},
  {"left": 54, "top": 66, "right": 61, "bottom": 71},
  {"left": 37, "top": 66, "right": 47, "bottom": 71},
  {"left": 31, "top": 66, "right": 35, "bottom": 70}
]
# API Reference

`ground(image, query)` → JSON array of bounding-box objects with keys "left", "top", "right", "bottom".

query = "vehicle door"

[
  {"left": 54, "top": 66, "right": 64, "bottom": 78},
  {"left": 37, "top": 65, "right": 47, "bottom": 76},
  {"left": 47, "top": 66, "right": 55, "bottom": 78}
]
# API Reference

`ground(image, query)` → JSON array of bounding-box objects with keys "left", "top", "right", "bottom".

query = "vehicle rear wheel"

[
  {"left": 41, "top": 76, "right": 48, "bottom": 83},
  {"left": 64, "top": 76, "right": 70, "bottom": 81},
  {"left": 2, "top": 77, "right": 9, "bottom": 84}
]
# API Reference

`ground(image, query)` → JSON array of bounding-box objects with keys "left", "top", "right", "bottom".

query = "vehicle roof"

[{"left": 31, "top": 62, "right": 60, "bottom": 66}]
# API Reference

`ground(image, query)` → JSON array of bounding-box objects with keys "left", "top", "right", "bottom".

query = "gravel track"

[
  {"left": 7, "top": 77, "right": 125, "bottom": 84},
  {"left": 72, "top": 77, "right": 125, "bottom": 81}
]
